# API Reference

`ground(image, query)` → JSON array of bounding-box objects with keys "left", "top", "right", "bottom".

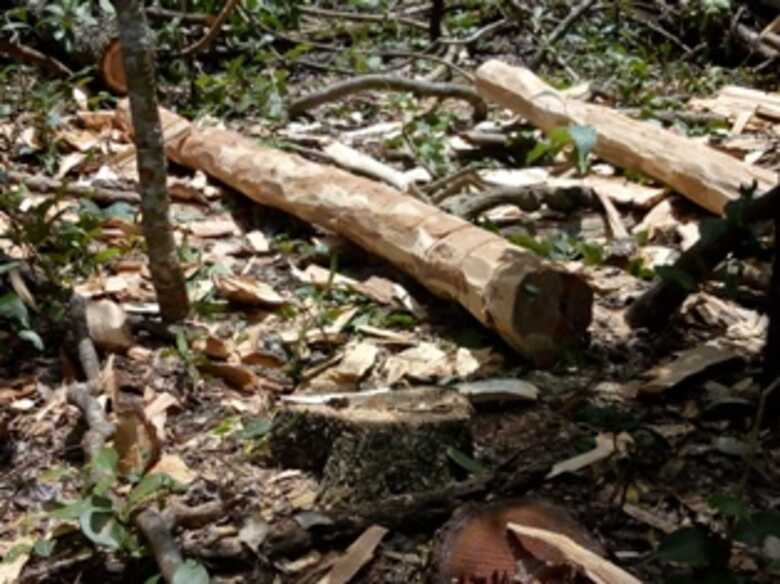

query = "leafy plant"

[
  {"left": 526, "top": 124, "right": 597, "bottom": 174},
  {"left": 508, "top": 231, "right": 605, "bottom": 266}
]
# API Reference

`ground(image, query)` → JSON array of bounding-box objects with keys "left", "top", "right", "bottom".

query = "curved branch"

[
  {"left": 289, "top": 74, "right": 487, "bottom": 121},
  {"left": 180, "top": 0, "right": 241, "bottom": 57}
]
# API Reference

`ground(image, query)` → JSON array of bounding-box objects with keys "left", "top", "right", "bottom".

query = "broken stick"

[
  {"left": 116, "top": 102, "right": 593, "bottom": 366},
  {"left": 475, "top": 60, "right": 777, "bottom": 215}
]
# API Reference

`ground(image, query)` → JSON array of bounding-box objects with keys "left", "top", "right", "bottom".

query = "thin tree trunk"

[{"left": 112, "top": 0, "right": 189, "bottom": 322}]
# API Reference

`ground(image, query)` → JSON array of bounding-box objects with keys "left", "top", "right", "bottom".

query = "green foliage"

[
  {"left": 527, "top": 125, "right": 596, "bottom": 174},
  {"left": 507, "top": 231, "right": 605, "bottom": 266},
  {"left": 656, "top": 527, "right": 727, "bottom": 568},
  {"left": 656, "top": 265, "right": 697, "bottom": 292},
  {"left": 446, "top": 447, "right": 489, "bottom": 476},
  {"left": 173, "top": 560, "right": 210, "bottom": 584},
  {"left": 0, "top": 186, "right": 120, "bottom": 287},
  {"left": 192, "top": 57, "right": 288, "bottom": 119}
]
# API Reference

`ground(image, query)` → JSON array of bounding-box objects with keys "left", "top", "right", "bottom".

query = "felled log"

[
  {"left": 115, "top": 102, "right": 593, "bottom": 366},
  {"left": 475, "top": 60, "right": 777, "bottom": 215},
  {"left": 626, "top": 182, "right": 780, "bottom": 330},
  {"left": 6, "top": 1, "right": 125, "bottom": 92}
]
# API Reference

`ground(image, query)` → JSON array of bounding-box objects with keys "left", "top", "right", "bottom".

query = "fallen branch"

[
  {"left": 299, "top": 6, "right": 428, "bottom": 31},
  {"left": 475, "top": 60, "right": 777, "bottom": 215},
  {"left": 64, "top": 294, "right": 191, "bottom": 584},
  {"left": 289, "top": 74, "right": 487, "bottom": 122},
  {"left": 4, "top": 171, "right": 140, "bottom": 204},
  {"left": 180, "top": 0, "right": 241, "bottom": 57},
  {"left": 117, "top": 102, "right": 594, "bottom": 366},
  {"left": 0, "top": 38, "right": 73, "bottom": 77},
  {"left": 626, "top": 182, "right": 780, "bottom": 330},
  {"left": 442, "top": 184, "right": 593, "bottom": 220},
  {"left": 531, "top": 0, "right": 598, "bottom": 67},
  {"left": 135, "top": 509, "right": 184, "bottom": 583}
]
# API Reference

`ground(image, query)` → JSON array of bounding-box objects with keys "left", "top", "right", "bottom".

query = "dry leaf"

[
  {"left": 246, "top": 230, "right": 270, "bottom": 253},
  {"left": 188, "top": 218, "right": 240, "bottom": 238},
  {"left": 86, "top": 299, "right": 134, "bottom": 352},
  {"left": 200, "top": 361, "right": 258, "bottom": 392},
  {"left": 326, "top": 525, "right": 388, "bottom": 584},
  {"left": 114, "top": 399, "right": 160, "bottom": 476},
  {"left": 147, "top": 453, "right": 196, "bottom": 485},
  {"left": 214, "top": 275, "right": 286, "bottom": 306},
  {"left": 384, "top": 342, "right": 451, "bottom": 384},
  {"left": 640, "top": 344, "right": 740, "bottom": 395}
]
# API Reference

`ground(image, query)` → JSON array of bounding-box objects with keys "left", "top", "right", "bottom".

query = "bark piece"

[
  {"left": 269, "top": 386, "right": 473, "bottom": 504},
  {"left": 690, "top": 85, "right": 780, "bottom": 121},
  {"left": 475, "top": 61, "right": 777, "bottom": 215},
  {"left": 115, "top": 104, "right": 593, "bottom": 366},
  {"left": 639, "top": 345, "right": 740, "bottom": 396}
]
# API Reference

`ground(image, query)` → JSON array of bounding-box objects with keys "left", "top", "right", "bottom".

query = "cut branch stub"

[{"left": 116, "top": 102, "right": 593, "bottom": 366}]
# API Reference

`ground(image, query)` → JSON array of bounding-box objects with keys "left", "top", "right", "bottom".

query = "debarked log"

[
  {"left": 116, "top": 102, "right": 593, "bottom": 366},
  {"left": 475, "top": 60, "right": 777, "bottom": 216}
]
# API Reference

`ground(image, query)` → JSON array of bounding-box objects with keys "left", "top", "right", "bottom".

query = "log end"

[
  {"left": 101, "top": 39, "right": 127, "bottom": 95},
  {"left": 493, "top": 268, "right": 593, "bottom": 368}
]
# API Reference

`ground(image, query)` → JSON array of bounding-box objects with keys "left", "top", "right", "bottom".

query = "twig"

[
  {"left": 0, "top": 39, "right": 73, "bottom": 77},
  {"left": 5, "top": 170, "right": 140, "bottom": 204},
  {"left": 180, "top": 0, "right": 241, "bottom": 57},
  {"left": 68, "top": 294, "right": 102, "bottom": 383},
  {"left": 145, "top": 6, "right": 212, "bottom": 24},
  {"left": 288, "top": 74, "right": 487, "bottom": 121},
  {"left": 299, "top": 6, "right": 428, "bottom": 31},
  {"left": 443, "top": 184, "right": 593, "bottom": 219},
  {"left": 437, "top": 18, "right": 510, "bottom": 46},
  {"left": 531, "top": 0, "right": 599, "bottom": 68},
  {"left": 135, "top": 509, "right": 184, "bottom": 583}
]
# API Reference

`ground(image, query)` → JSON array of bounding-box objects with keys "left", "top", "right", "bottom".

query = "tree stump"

[{"left": 269, "top": 387, "right": 474, "bottom": 505}]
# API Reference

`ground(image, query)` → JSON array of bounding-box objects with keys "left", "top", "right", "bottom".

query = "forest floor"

[{"left": 1, "top": 2, "right": 779, "bottom": 583}]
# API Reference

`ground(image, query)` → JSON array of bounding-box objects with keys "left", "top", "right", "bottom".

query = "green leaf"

[
  {"left": 173, "top": 560, "right": 210, "bottom": 584},
  {"left": 734, "top": 511, "right": 780, "bottom": 547},
  {"left": 93, "top": 248, "right": 122, "bottom": 264},
  {"left": 2, "top": 544, "right": 32, "bottom": 563},
  {"left": 126, "top": 473, "right": 176, "bottom": 512},
  {"left": 19, "top": 330, "right": 44, "bottom": 351},
  {"left": 50, "top": 497, "right": 96, "bottom": 520},
  {"left": 0, "top": 261, "right": 21, "bottom": 275},
  {"left": 707, "top": 494, "right": 749, "bottom": 522},
  {"left": 79, "top": 507, "right": 125, "bottom": 549},
  {"left": 144, "top": 576, "right": 163, "bottom": 584},
  {"left": 656, "top": 526, "right": 721, "bottom": 567},
  {"left": 446, "top": 447, "right": 489, "bottom": 475},
  {"left": 33, "top": 539, "right": 56, "bottom": 557},
  {"left": 239, "top": 418, "right": 273, "bottom": 440},
  {"left": 656, "top": 266, "right": 697, "bottom": 292},
  {"left": 92, "top": 447, "right": 119, "bottom": 494},
  {"left": 98, "top": 0, "right": 116, "bottom": 15},
  {"left": 569, "top": 125, "right": 597, "bottom": 174},
  {"left": 0, "top": 293, "right": 30, "bottom": 328}
]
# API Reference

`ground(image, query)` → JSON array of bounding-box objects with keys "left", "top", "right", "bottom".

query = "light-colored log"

[
  {"left": 475, "top": 60, "right": 777, "bottom": 215},
  {"left": 116, "top": 102, "right": 593, "bottom": 366}
]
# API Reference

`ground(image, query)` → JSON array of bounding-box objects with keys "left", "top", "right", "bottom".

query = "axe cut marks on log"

[
  {"left": 475, "top": 60, "right": 777, "bottom": 215},
  {"left": 116, "top": 102, "right": 593, "bottom": 367}
]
